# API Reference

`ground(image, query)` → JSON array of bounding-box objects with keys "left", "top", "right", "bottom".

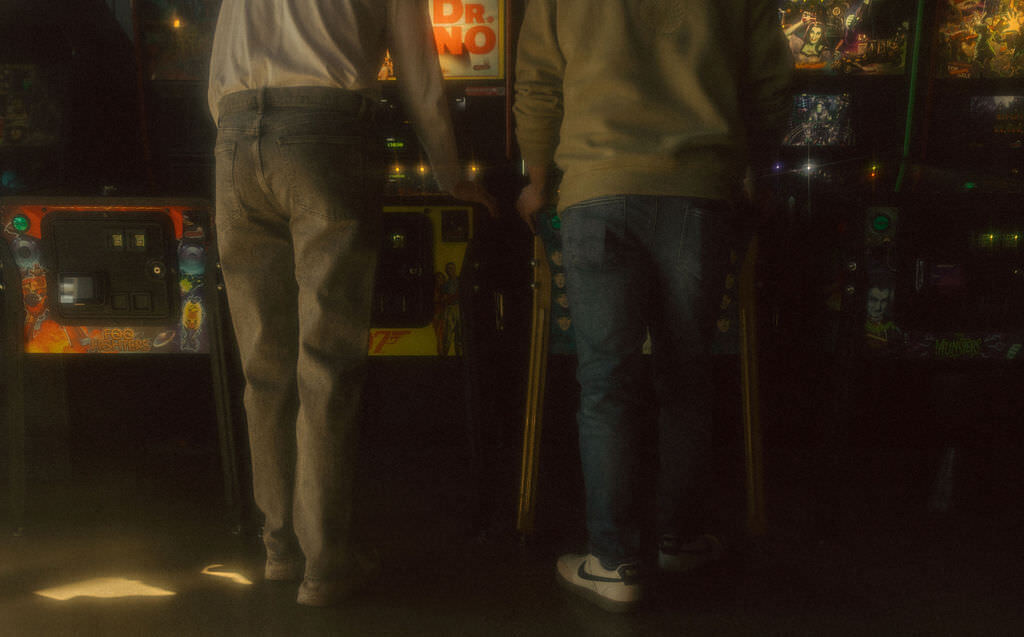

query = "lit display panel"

[
  {"left": 380, "top": 0, "right": 505, "bottom": 81},
  {"left": 935, "top": 0, "right": 1024, "bottom": 79},
  {"left": 778, "top": 0, "right": 915, "bottom": 74},
  {"left": 967, "top": 95, "right": 1024, "bottom": 150},
  {"left": 783, "top": 92, "right": 856, "bottom": 147}
]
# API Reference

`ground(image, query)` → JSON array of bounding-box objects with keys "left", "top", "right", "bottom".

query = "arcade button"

[
  {"left": 111, "top": 293, "right": 130, "bottom": 311},
  {"left": 871, "top": 213, "right": 891, "bottom": 233},
  {"left": 12, "top": 213, "right": 30, "bottom": 233},
  {"left": 132, "top": 292, "right": 152, "bottom": 311}
]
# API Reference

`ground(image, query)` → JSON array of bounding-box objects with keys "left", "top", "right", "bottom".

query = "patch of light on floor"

[
  {"left": 201, "top": 564, "right": 253, "bottom": 586},
  {"left": 35, "top": 578, "right": 176, "bottom": 601}
]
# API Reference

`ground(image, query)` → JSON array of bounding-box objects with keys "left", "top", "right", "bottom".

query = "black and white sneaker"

[
  {"left": 555, "top": 553, "right": 642, "bottom": 613},
  {"left": 657, "top": 534, "right": 724, "bottom": 573}
]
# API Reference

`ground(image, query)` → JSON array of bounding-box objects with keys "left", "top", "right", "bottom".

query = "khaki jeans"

[{"left": 214, "top": 87, "right": 382, "bottom": 579}]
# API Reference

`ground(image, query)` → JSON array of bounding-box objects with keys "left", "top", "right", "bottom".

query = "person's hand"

[
  {"left": 516, "top": 182, "right": 547, "bottom": 234},
  {"left": 450, "top": 179, "right": 499, "bottom": 218}
]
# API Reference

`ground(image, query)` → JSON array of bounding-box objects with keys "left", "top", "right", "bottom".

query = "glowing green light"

[
  {"left": 871, "top": 214, "right": 891, "bottom": 232},
  {"left": 12, "top": 214, "right": 30, "bottom": 233},
  {"left": 963, "top": 182, "right": 978, "bottom": 190},
  {"left": 549, "top": 213, "right": 561, "bottom": 230}
]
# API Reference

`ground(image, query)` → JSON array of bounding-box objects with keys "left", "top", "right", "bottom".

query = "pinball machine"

[
  {"left": 366, "top": 0, "right": 530, "bottom": 536},
  {"left": 730, "top": 0, "right": 926, "bottom": 534},
  {"left": 0, "top": 2, "right": 230, "bottom": 533},
  {"left": 858, "top": 0, "right": 1024, "bottom": 361},
  {"left": 764, "top": 0, "right": 1024, "bottom": 524},
  {"left": 0, "top": 196, "right": 238, "bottom": 533},
  {"left": 847, "top": 0, "right": 1024, "bottom": 512}
]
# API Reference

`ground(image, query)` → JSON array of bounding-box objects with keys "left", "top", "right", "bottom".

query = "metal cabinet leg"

[
  {"left": 210, "top": 261, "right": 245, "bottom": 533},
  {"left": 516, "top": 235, "right": 552, "bottom": 539},
  {"left": 2, "top": 246, "right": 26, "bottom": 534},
  {"left": 739, "top": 235, "right": 765, "bottom": 536}
]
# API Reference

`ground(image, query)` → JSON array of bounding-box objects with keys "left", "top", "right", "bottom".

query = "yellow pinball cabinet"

[{"left": 370, "top": 202, "right": 477, "bottom": 357}]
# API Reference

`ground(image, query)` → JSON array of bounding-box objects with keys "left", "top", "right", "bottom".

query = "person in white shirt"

[{"left": 208, "top": 0, "right": 495, "bottom": 607}]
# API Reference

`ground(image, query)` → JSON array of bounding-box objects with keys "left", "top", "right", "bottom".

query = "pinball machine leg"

[
  {"left": 209, "top": 263, "right": 245, "bottom": 534},
  {"left": 1, "top": 245, "right": 26, "bottom": 535},
  {"left": 739, "top": 234, "right": 766, "bottom": 537},
  {"left": 516, "top": 235, "right": 552, "bottom": 541}
]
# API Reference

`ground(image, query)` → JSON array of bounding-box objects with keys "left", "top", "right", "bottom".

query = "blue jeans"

[
  {"left": 214, "top": 88, "right": 383, "bottom": 580},
  {"left": 560, "top": 195, "right": 738, "bottom": 568}
]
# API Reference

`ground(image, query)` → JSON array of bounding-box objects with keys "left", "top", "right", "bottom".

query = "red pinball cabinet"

[{"left": 0, "top": 197, "right": 242, "bottom": 533}]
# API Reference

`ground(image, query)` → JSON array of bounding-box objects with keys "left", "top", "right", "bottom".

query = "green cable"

[{"left": 895, "top": 0, "right": 927, "bottom": 193}]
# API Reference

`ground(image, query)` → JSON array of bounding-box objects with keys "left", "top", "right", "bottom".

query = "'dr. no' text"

[{"left": 432, "top": 0, "right": 498, "bottom": 56}]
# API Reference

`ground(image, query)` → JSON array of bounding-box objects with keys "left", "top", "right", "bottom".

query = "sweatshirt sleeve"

[
  {"left": 389, "top": 0, "right": 461, "bottom": 191},
  {"left": 513, "top": 0, "right": 565, "bottom": 170},
  {"left": 742, "top": 0, "right": 795, "bottom": 175}
]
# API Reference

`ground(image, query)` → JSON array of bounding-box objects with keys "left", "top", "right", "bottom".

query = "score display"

[{"left": 968, "top": 95, "right": 1024, "bottom": 150}]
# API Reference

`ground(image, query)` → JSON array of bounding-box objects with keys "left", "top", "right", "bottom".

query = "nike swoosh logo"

[{"left": 577, "top": 562, "right": 624, "bottom": 584}]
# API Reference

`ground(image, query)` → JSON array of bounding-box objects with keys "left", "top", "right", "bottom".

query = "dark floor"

[{"left": 3, "top": 356, "right": 1024, "bottom": 636}]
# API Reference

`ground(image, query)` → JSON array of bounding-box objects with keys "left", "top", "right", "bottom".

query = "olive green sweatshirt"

[{"left": 514, "top": 0, "right": 794, "bottom": 211}]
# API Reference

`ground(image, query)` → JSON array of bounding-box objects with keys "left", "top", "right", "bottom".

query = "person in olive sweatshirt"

[{"left": 514, "top": 0, "right": 793, "bottom": 613}]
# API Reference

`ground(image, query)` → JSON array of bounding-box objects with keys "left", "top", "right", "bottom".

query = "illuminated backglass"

[
  {"left": 935, "top": 0, "right": 1024, "bottom": 79},
  {"left": 783, "top": 92, "right": 856, "bottom": 147},
  {"left": 380, "top": 0, "right": 505, "bottom": 82},
  {"left": 778, "top": 0, "right": 914, "bottom": 74}
]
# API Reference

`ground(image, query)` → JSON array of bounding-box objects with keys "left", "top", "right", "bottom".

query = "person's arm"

[
  {"left": 513, "top": 0, "right": 564, "bottom": 232},
  {"left": 388, "top": 0, "right": 496, "bottom": 216}
]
